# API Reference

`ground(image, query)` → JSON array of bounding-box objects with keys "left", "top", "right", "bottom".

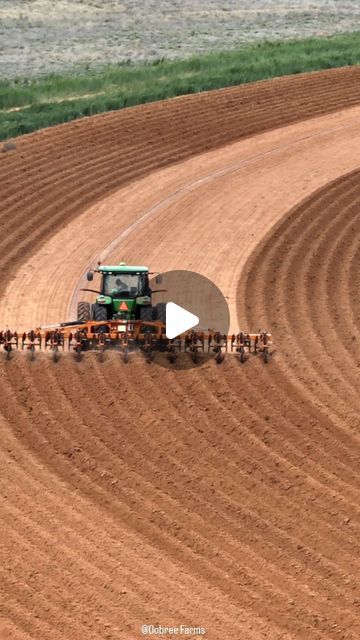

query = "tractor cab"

[
  {"left": 102, "top": 271, "right": 149, "bottom": 299},
  {"left": 90, "top": 264, "right": 151, "bottom": 320}
]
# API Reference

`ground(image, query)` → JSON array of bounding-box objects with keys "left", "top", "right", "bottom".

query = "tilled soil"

[{"left": 0, "top": 67, "right": 360, "bottom": 639}]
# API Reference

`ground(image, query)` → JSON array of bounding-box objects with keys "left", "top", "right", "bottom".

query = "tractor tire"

[
  {"left": 77, "top": 301, "right": 91, "bottom": 323},
  {"left": 93, "top": 303, "right": 109, "bottom": 333},
  {"left": 140, "top": 306, "right": 154, "bottom": 322},
  {"left": 140, "top": 306, "right": 157, "bottom": 335},
  {"left": 155, "top": 302, "right": 166, "bottom": 324}
]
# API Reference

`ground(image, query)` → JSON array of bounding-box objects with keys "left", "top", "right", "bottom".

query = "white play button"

[{"left": 165, "top": 302, "right": 199, "bottom": 339}]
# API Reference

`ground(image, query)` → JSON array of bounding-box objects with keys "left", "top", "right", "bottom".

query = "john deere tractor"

[{"left": 77, "top": 262, "right": 166, "bottom": 326}]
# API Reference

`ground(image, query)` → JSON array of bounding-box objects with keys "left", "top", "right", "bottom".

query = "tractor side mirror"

[
  {"left": 155, "top": 274, "right": 163, "bottom": 284},
  {"left": 86, "top": 271, "right": 94, "bottom": 281}
]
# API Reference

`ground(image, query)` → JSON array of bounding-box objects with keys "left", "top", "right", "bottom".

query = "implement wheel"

[
  {"left": 215, "top": 350, "right": 224, "bottom": 364},
  {"left": 77, "top": 301, "right": 91, "bottom": 323}
]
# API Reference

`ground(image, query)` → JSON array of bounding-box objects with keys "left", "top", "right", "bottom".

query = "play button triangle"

[{"left": 165, "top": 302, "right": 199, "bottom": 339}]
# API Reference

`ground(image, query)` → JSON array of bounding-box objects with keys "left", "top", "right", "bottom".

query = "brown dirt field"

[{"left": 1, "top": 66, "right": 360, "bottom": 639}]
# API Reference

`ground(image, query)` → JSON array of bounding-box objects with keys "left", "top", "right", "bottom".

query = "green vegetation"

[{"left": 1, "top": 32, "right": 359, "bottom": 141}]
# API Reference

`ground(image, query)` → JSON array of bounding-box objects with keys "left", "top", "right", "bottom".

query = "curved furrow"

[
  {"left": 16, "top": 358, "right": 284, "bottom": 636},
  {"left": 243, "top": 174, "right": 360, "bottom": 433},
  {"left": 240, "top": 169, "right": 360, "bottom": 619},
  {"left": 9, "top": 356, "right": 360, "bottom": 636},
  {"left": 36, "top": 362, "right": 360, "bottom": 636},
  {"left": 216, "top": 362, "right": 360, "bottom": 527},
  {"left": 26, "top": 358, "right": 340, "bottom": 636},
  {"left": 347, "top": 242, "right": 360, "bottom": 333},
  {"left": 0, "top": 561, "right": 96, "bottom": 640},
  {"left": 287, "top": 179, "right": 360, "bottom": 402},
  {"left": 325, "top": 209, "right": 360, "bottom": 354},
  {"left": 196, "top": 363, "right": 360, "bottom": 559},
  {"left": 89, "top": 355, "right": 360, "bottom": 608},
  {"left": 305, "top": 195, "right": 360, "bottom": 384},
  {"left": 0, "top": 380, "right": 208, "bottom": 632},
  {"left": 0, "top": 453, "right": 159, "bottom": 630},
  {"left": 0, "top": 506, "right": 177, "bottom": 635},
  {"left": 0, "top": 598, "right": 66, "bottom": 640},
  {"left": 221, "top": 357, "right": 360, "bottom": 495},
  {"left": 0, "top": 355, "right": 352, "bottom": 638},
  {"left": 3, "top": 64, "right": 357, "bottom": 162},
  {"left": 0, "top": 366, "right": 253, "bottom": 639},
  {"left": 0, "top": 475, "right": 165, "bottom": 622}
]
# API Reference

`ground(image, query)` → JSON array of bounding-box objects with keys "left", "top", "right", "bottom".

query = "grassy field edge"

[{"left": 1, "top": 31, "right": 359, "bottom": 141}]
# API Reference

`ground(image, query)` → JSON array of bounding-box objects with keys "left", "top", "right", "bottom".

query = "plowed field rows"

[{"left": 1, "top": 66, "right": 360, "bottom": 639}]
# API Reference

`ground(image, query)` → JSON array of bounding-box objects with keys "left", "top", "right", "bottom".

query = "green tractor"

[{"left": 77, "top": 262, "right": 166, "bottom": 327}]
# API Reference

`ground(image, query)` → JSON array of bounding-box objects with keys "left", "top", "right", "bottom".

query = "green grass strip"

[{"left": 0, "top": 31, "right": 359, "bottom": 140}]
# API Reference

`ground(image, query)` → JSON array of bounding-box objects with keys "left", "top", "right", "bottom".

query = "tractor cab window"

[{"left": 103, "top": 273, "right": 147, "bottom": 298}]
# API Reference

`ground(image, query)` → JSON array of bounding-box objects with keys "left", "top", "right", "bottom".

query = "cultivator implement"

[{"left": 1, "top": 322, "right": 273, "bottom": 364}]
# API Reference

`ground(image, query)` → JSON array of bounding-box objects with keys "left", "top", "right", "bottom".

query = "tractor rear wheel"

[
  {"left": 155, "top": 302, "right": 166, "bottom": 323},
  {"left": 140, "top": 306, "right": 155, "bottom": 328},
  {"left": 93, "top": 303, "right": 109, "bottom": 333},
  {"left": 77, "top": 301, "right": 91, "bottom": 323},
  {"left": 140, "top": 306, "right": 154, "bottom": 322}
]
